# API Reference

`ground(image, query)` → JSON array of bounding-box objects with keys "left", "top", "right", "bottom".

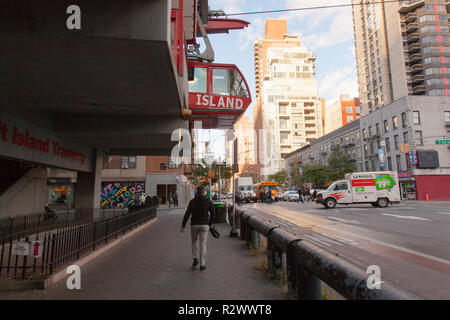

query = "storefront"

[
  {"left": 397, "top": 171, "right": 416, "bottom": 200},
  {"left": 47, "top": 178, "right": 75, "bottom": 208}
]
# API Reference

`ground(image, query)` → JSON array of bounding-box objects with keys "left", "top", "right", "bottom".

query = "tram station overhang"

[{"left": 0, "top": 0, "right": 191, "bottom": 168}]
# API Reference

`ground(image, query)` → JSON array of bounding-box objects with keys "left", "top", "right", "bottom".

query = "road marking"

[
  {"left": 302, "top": 233, "right": 357, "bottom": 247},
  {"left": 276, "top": 220, "right": 297, "bottom": 227},
  {"left": 326, "top": 216, "right": 361, "bottom": 224},
  {"left": 381, "top": 214, "right": 431, "bottom": 221},
  {"left": 438, "top": 212, "right": 450, "bottom": 215}
]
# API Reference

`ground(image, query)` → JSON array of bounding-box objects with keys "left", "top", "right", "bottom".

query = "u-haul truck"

[{"left": 316, "top": 171, "right": 401, "bottom": 209}]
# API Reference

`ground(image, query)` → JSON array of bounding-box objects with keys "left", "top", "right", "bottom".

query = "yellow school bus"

[{"left": 254, "top": 181, "right": 278, "bottom": 201}]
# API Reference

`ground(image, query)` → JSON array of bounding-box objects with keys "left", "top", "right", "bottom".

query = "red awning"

[{"left": 200, "top": 18, "right": 250, "bottom": 35}]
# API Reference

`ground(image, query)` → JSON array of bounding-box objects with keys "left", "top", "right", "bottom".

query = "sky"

[{"left": 202, "top": 0, "right": 360, "bottom": 160}]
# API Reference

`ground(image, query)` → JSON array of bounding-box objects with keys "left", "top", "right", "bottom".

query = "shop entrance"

[
  {"left": 157, "top": 184, "right": 177, "bottom": 205},
  {"left": 400, "top": 181, "right": 416, "bottom": 200}
]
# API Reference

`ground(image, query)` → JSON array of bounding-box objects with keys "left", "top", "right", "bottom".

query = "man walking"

[{"left": 181, "top": 186, "right": 215, "bottom": 271}]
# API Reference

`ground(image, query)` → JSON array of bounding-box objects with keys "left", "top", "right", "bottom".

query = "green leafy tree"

[
  {"left": 268, "top": 170, "right": 289, "bottom": 189},
  {"left": 327, "top": 146, "right": 356, "bottom": 181},
  {"left": 290, "top": 162, "right": 304, "bottom": 187},
  {"left": 300, "top": 165, "right": 329, "bottom": 188},
  {"left": 192, "top": 159, "right": 232, "bottom": 186}
]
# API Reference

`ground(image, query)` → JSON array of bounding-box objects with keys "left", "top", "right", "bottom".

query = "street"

[{"left": 237, "top": 200, "right": 450, "bottom": 299}]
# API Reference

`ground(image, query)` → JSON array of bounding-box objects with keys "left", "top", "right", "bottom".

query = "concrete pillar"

[{"left": 75, "top": 149, "right": 103, "bottom": 220}]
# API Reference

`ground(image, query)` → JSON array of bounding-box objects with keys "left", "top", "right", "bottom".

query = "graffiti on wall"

[{"left": 100, "top": 182, "right": 145, "bottom": 208}]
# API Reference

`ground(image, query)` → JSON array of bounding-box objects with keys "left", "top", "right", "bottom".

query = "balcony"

[
  {"left": 406, "top": 32, "right": 420, "bottom": 43},
  {"left": 405, "top": 22, "right": 418, "bottom": 33},
  {"left": 412, "top": 84, "right": 426, "bottom": 94},
  {"left": 408, "top": 42, "right": 421, "bottom": 53},
  {"left": 408, "top": 52, "right": 422, "bottom": 64},
  {"left": 405, "top": 12, "right": 417, "bottom": 24},
  {"left": 411, "top": 74, "right": 425, "bottom": 83},
  {"left": 410, "top": 63, "right": 423, "bottom": 74}
]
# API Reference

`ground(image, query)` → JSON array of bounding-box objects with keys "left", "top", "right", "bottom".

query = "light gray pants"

[{"left": 191, "top": 225, "right": 209, "bottom": 266}]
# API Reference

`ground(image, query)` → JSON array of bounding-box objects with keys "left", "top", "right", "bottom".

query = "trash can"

[{"left": 212, "top": 202, "right": 227, "bottom": 223}]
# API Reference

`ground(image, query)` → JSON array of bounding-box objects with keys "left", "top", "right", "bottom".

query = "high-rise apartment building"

[
  {"left": 352, "top": 0, "right": 450, "bottom": 115},
  {"left": 253, "top": 19, "right": 323, "bottom": 177},
  {"left": 325, "top": 94, "right": 361, "bottom": 134}
]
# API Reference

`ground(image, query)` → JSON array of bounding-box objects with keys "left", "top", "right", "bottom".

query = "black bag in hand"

[{"left": 209, "top": 225, "right": 220, "bottom": 239}]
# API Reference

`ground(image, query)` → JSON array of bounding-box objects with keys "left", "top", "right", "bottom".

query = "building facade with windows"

[
  {"left": 253, "top": 19, "right": 323, "bottom": 177},
  {"left": 285, "top": 95, "right": 450, "bottom": 200},
  {"left": 325, "top": 94, "right": 361, "bottom": 134},
  {"left": 352, "top": 0, "right": 450, "bottom": 115}
]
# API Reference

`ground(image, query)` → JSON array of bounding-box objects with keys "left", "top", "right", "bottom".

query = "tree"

[
  {"left": 268, "top": 170, "right": 289, "bottom": 189},
  {"left": 300, "top": 165, "right": 329, "bottom": 188},
  {"left": 192, "top": 159, "right": 232, "bottom": 186},
  {"left": 327, "top": 146, "right": 356, "bottom": 181},
  {"left": 290, "top": 162, "right": 304, "bottom": 187}
]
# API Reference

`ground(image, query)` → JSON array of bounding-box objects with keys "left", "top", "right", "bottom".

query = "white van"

[{"left": 316, "top": 171, "right": 401, "bottom": 209}]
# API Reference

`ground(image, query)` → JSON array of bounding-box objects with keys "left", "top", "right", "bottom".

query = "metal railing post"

[
  {"left": 295, "top": 261, "right": 322, "bottom": 300},
  {"left": 250, "top": 228, "right": 260, "bottom": 249}
]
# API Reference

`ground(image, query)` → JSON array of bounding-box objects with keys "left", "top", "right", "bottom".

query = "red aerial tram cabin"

[{"left": 188, "top": 61, "right": 252, "bottom": 129}]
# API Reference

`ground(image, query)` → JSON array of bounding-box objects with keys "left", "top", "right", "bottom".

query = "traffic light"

[
  {"left": 399, "top": 144, "right": 404, "bottom": 153},
  {"left": 405, "top": 143, "right": 410, "bottom": 153}
]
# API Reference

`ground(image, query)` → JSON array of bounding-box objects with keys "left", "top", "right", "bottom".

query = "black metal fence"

[
  {"left": 0, "top": 208, "right": 130, "bottom": 241},
  {"left": 235, "top": 207, "right": 416, "bottom": 300},
  {"left": 0, "top": 206, "right": 156, "bottom": 280}
]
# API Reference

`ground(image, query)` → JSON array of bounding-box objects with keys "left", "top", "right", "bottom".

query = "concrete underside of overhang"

[{"left": 0, "top": 34, "right": 186, "bottom": 156}]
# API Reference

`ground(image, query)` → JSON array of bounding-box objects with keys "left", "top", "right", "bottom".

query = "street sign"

[
  {"left": 31, "top": 241, "right": 44, "bottom": 258},
  {"left": 435, "top": 139, "right": 450, "bottom": 145},
  {"left": 12, "top": 242, "right": 30, "bottom": 256},
  {"left": 409, "top": 150, "right": 417, "bottom": 165},
  {"left": 212, "top": 161, "right": 226, "bottom": 166}
]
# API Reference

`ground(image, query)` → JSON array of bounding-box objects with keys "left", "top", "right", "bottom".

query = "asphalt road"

[{"left": 237, "top": 200, "right": 450, "bottom": 299}]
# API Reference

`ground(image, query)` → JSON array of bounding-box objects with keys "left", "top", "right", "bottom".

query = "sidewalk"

[{"left": 0, "top": 208, "right": 284, "bottom": 300}]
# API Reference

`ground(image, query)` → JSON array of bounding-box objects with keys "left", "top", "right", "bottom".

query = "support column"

[{"left": 75, "top": 149, "right": 103, "bottom": 220}]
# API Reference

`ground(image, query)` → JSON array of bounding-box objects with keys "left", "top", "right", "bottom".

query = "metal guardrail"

[
  {"left": 0, "top": 206, "right": 157, "bottom": 280},
  {"left": 235, "top": 207, "right": 416, "bottom": 300}
]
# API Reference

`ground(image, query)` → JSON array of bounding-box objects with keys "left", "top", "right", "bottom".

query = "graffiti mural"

[{"left": 100, "top": 182, "right": 145, "bottom": 208}]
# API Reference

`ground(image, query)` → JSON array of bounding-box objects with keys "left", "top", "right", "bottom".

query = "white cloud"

[
  {"left": 237, "top": 17, "right": 265, "bottom": 50},
  {"left": 319, "top": 66, "right": 359, "bottom": 107}
]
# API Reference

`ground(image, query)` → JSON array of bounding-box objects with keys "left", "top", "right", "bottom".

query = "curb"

[{"left": 0, "top": 217, "right": 158, "bottom": 291}]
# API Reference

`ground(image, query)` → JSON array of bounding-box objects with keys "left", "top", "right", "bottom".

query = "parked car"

[{"left": 282, "top": 191, "right": 300, "bottom": 202}]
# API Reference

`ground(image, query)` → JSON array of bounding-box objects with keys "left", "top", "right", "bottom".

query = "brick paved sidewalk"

[{"left": 0, "top": 208, "right": 284, "bottom": 300}]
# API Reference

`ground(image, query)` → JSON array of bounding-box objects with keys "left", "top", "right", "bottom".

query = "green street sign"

[
  {"left": 435, "top": 139, "right": 450, "bottom": 145},
  {"left": 374, "top": 175, "right": 395, "bottom": 190}
]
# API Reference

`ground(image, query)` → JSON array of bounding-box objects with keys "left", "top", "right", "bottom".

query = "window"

[
  {"left": 394, "top": 135, "right": 399, "bottom": 150},
  {"left": 280, "top": 133, "right": 289, "bottom": 144},
  {"left": 279, "top": 119, "right": 288, "bottom": 130},
  {"left": 415, "top": 131, "right": 423, "bottom": 146},
  {"left": 279, "top": 105, "right": 287, "bottom": 115},
  {"left": 445, "top": 111, "right": 450, "bottom": 122},
  {"left": 368, "top": 126, "right": 373, "bottom": 137},
  {"left": 403, "top": 131, "right": 409, "bottom": 143},
  {"left": 362, "top": 128, "right": 367, "bottom": 139},
  {"left": 121, "top": 156, "right": 136, "bottom": 169},
  {"left": 387, "top": 157, "right": 392, "bottom": 171},
  {"left": 189, "top": 67, "right": 207, "bottom": 93},
  {"left": 383, "top": 119, "right": 389, "bottom": 133},
  {"left": 396, "top": 155, "right": 402, "bottom": 171},
  {"left": 413, "top": 111, "right": 421, "bottom": 125},
  {"left": 401, "top": 112, "right": 407, "bottom": 128},
  {"left": 212, "top": 68, "right": 249, "bottom": 97},
  {"left": 347, "top": 116, "right": 354, "bottom": 123},
  {"left": 346, "top": 106, "right": 353, "bottom": 113},
  {"left": 160, "top": 163, "right": 167, "bottom": 170},
  {"left": 392, "top": 116, "right": 398, "bottom": 130},
  {"left": 385, "top": 138, "right": 391, "bottom": 152},
  {"left": 376, "top": 123, "right": 380, "bottom": 135}
]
